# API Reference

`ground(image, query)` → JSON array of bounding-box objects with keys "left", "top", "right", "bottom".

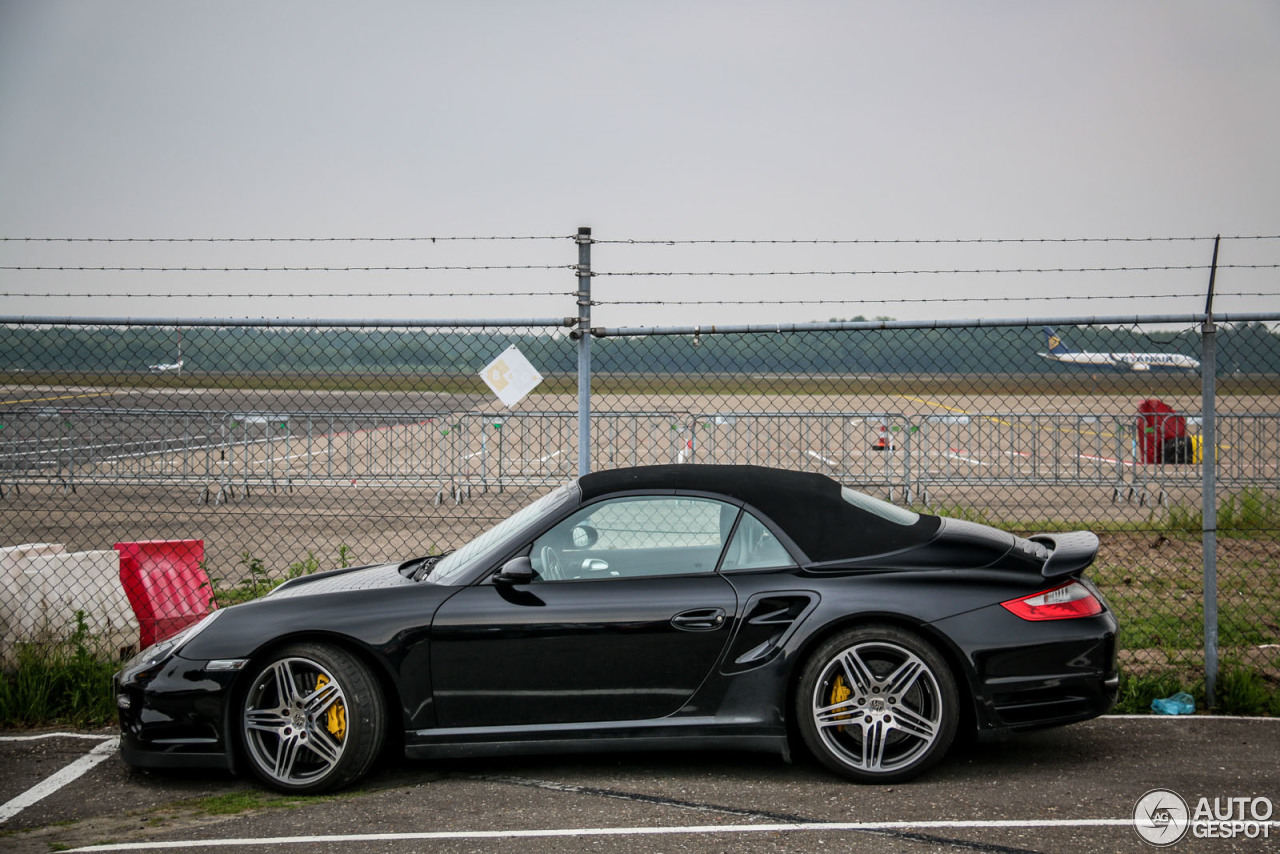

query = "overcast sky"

[{"left": 1, "top": 1, "right": 1278, "bottom": 327}]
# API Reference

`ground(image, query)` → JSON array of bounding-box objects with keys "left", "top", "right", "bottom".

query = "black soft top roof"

[{"left": 578, "top": 464, "right": 940, "bottom": 563}]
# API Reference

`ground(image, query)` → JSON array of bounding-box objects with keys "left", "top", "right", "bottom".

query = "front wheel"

[
  {"left": 796, "top": 625, "right": 958, "bottom": 783},
  {"left": 239, "top": 642, "right": 386, "bottom": 793}
]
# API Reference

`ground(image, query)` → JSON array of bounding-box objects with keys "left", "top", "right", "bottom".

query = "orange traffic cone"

[{"left": 870, "top": 425, "right": 894, "bottom": 451}]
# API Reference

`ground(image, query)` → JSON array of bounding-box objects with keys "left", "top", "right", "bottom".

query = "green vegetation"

[
  {"left": 1113, "top": 661, "right": 1280, "bottom": 716},
  {"left": 205, "top": 546, "right": 355, "bottom": 607},
  {"left": 6, "top": 790, "right": 348, "bottom": 850},
  {"left": 173, "top": 789, "right": 338, "bottom": 815},
  {"left": 1161, "top": 488, "right": 1280, "bottom": 536},
  {"left": 1113, "top": 669, "right": 1199, "bottom": 714},
  {"left": 0, "top": 612, "right": 117, "bottom": 727},
  {"left": 912, "top": 501, "right": 997, "bottom": 527},
  {"left": 5, "top": 321, "right": 1278, "bottom": 383},
  {"left": 1217, "top": 661, "right": 1280, "bottom": 716},
  {"left": 1092, "top": 532, "right": 1280, "bottom": 648},
  {"left": 0, "top": 548, "right": 357, "bottom": 725}
]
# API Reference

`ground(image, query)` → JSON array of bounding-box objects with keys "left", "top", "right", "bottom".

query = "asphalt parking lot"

[{"left": 2, "top": 716, "right": 1277, "bottom": 853}]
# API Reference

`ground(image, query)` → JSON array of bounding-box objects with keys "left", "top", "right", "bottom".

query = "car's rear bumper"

[{"left": 932, "top": 605, "right": 1119, "bottom": 733}]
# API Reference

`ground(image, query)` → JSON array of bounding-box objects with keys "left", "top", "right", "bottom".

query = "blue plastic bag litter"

[{"left": 1151, "top": 692, "right": 1196, "bottom": 715}]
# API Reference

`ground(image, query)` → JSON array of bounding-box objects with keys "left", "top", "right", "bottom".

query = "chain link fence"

[
  {"left": 588, "top": 320, "right": 1280, "bottom": 700},
  {"left": 1, "top": 314, "right": 1278, "bottom": 702}
]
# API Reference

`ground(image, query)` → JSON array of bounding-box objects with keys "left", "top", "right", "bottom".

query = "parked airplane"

[
  {"left": 1038, "top": 327, "right": 1200, "bottom": 372},
  {"left": 149, "top": 329, "right": 184, "bottom": 373}
]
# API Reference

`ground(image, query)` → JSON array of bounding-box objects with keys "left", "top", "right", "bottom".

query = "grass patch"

[
  {"left": 1160, "top": 488, "right": 1280, "bottom": 536},
  {"left": 172, "top": 789, "right": 336, "bottom": 815},
  {"left": 1216, "top": 662, "right": 1280, "bottom": 716},
  {"left": 1091, "top": 533, "right": 1280, "bottom": 654},
  {"left": 0, "top": 612, "right": 119, "bottom": 727},
  {"left": 1113, "top": 669, "right": 1202, "bottom": 714},
  {"left": 1113, "top": 661, "right": 1280, "bottom": 716}
]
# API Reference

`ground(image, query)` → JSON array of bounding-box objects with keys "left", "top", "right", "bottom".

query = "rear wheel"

[
  {"left": 796, "top": 625, "right": 958, "bottom": 783},
  {"left": 240, "top": 642, "right": 385, "bottom": 793}
]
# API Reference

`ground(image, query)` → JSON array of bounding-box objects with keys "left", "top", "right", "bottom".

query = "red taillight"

[{"left": 1001, "top": 581, "right": 1104, "bottom": 621}]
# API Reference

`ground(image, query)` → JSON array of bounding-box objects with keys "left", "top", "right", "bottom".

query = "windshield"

[
  {"left": 424, "top": 482, "right": 576, "bottom": 584},
  {"left": 840, "top": 486, "right": 920, "bottom": 526}
]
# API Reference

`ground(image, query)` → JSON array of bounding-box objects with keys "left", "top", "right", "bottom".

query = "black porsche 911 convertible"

[{"left": 115, "top": 464, "right": 1118, "bottom": 793}]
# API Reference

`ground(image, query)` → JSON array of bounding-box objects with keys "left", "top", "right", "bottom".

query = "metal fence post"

[
  {"left": 576, "top": 226, "right": 593, "bottom": 477},
  {"left": 1201, "top": 236, "right": 1221, "bottom": 707}
]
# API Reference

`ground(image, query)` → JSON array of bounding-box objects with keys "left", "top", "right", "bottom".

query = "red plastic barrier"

[
  {"left": 115, "top": 539, "right": 214, "bottom": 648},
  {"left": 1136, "top": 398, "right": 1188, "bottom": 464}
]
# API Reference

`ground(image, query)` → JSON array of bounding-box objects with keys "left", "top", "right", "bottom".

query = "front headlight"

[{"left": 119, "top": 609, "right": 224, "bottom": 681}]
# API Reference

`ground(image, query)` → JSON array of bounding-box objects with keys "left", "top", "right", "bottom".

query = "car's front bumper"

[{"left": 114, "top": 654, "right": 237, "bottom": 772}]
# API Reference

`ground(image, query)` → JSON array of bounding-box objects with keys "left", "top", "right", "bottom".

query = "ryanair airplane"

[{"left": 1038, "top": 327, "right": 1200, "bottom": 372}]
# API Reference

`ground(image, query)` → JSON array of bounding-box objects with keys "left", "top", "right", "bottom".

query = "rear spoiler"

[{"left": 1029, "top": 531, "right": 1099, "bottom": 580}]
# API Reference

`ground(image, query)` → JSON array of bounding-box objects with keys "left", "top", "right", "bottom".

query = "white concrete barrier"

[
  {"left": 11, "top": 549, "right": 140, "bottom": 659},
  {"left": 1, "top": 544, "right": 67, "bottom": 657}
]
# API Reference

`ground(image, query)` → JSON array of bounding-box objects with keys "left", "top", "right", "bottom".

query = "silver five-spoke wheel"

[
  {"left": 797, "top": 626, "right": 958, "bottom": 783},
  {"left": 240, "top": 643, "right": 385, "bottom": 793}
]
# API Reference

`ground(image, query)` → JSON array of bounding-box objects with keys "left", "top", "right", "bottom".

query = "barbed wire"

[
  {"left": 0, "top": 264, "right": 572, "bottom": 273},
  {"left": 5, "top": 263, "right": 1276, "bottom": 275},
  {"left": 3, "top": 290, "right": 1271, "bottom": 305},
  {"left": 4, "top": 234, "right": 1278, "bottom": 244},
  {"left": 601, "top": 291, "right": 1276, "bottom": 307},
  {"left": 600, "top": 266, "right": 1196, "bottom": 278},
  {"left": 593, "top": 263, "right": 1279, "bottom": 277},
  {"left": 592, "top": 235, "right": 1280, "bottom": 245},
  {"left": 0, "top": 235, "right": 572, "bottom": 243},
  {"left": 0, "top": 290, "right": 569, "bottom": 299}
]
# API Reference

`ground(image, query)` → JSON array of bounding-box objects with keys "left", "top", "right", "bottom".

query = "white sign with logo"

[
  {"left": 480, "top": 345, "right": 544, "bottom": 408},
  {"left": 1134, "top": 788, "right": 1275, "bottom": 845}
]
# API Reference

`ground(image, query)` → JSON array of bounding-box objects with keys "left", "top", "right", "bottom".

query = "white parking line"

[
  {"left": 0, "top": 732, "right": 115, "bottom": 742},
  {"left": 0, "top": 736, "right": 118, "bottom": 824},
  {"left": 65, "top": 818, "right": 1139, "bottom": 851},
  {"left": 1102, "top": 713, "right": 1280, "bottom": 721}
]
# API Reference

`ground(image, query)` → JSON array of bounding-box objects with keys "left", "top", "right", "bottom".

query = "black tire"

[
  {"left": 796, "top": 625, "right": 959, "bottom": 784},
  {"left": 239, "top": 642, "right": 386, "bottom": 794}
]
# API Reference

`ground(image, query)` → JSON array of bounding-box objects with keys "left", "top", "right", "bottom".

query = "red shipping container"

[{"left": 115, "top": 539, "right": 215, "bottom": 648}]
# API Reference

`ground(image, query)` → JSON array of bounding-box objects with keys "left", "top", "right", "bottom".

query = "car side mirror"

[
  {"left": 571, "top": 524, "right": 600, "bottom": 549},
  {"left": 494, "top": 556, "right": 534, "bottom": 585}
]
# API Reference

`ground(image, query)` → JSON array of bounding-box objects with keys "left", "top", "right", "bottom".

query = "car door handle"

[{"left": 671, "top": 608, "right": 726, "bottom": 631}]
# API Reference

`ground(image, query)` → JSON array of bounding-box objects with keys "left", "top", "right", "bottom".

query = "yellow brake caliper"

[
  {"left": 830, "top": 674, "right": 852, "bottom": 731},
  {"left": 314, "top": 674, "right": 347, "bottom": 741}
]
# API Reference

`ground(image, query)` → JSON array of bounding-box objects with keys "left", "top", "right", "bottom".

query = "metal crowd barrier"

[
  {"left": 910, "top": 412, "right": 1135, "bottom": 504},
  {"left": 683, "top": 411, "right": 916, "bottom": 500},
  {"left": 3, "top": 406, "right": 1278, "bottom": 505},
  {"left": 0, "top": 407, "right": 226, "bottom": 493}
]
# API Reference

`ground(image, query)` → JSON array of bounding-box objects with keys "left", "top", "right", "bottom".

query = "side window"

[
  {"left": 530, "top": 496, "right": 732, "bottom": 581},
  {"left": 721, "top": 511, "right": 795, "bottom": 571}
]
